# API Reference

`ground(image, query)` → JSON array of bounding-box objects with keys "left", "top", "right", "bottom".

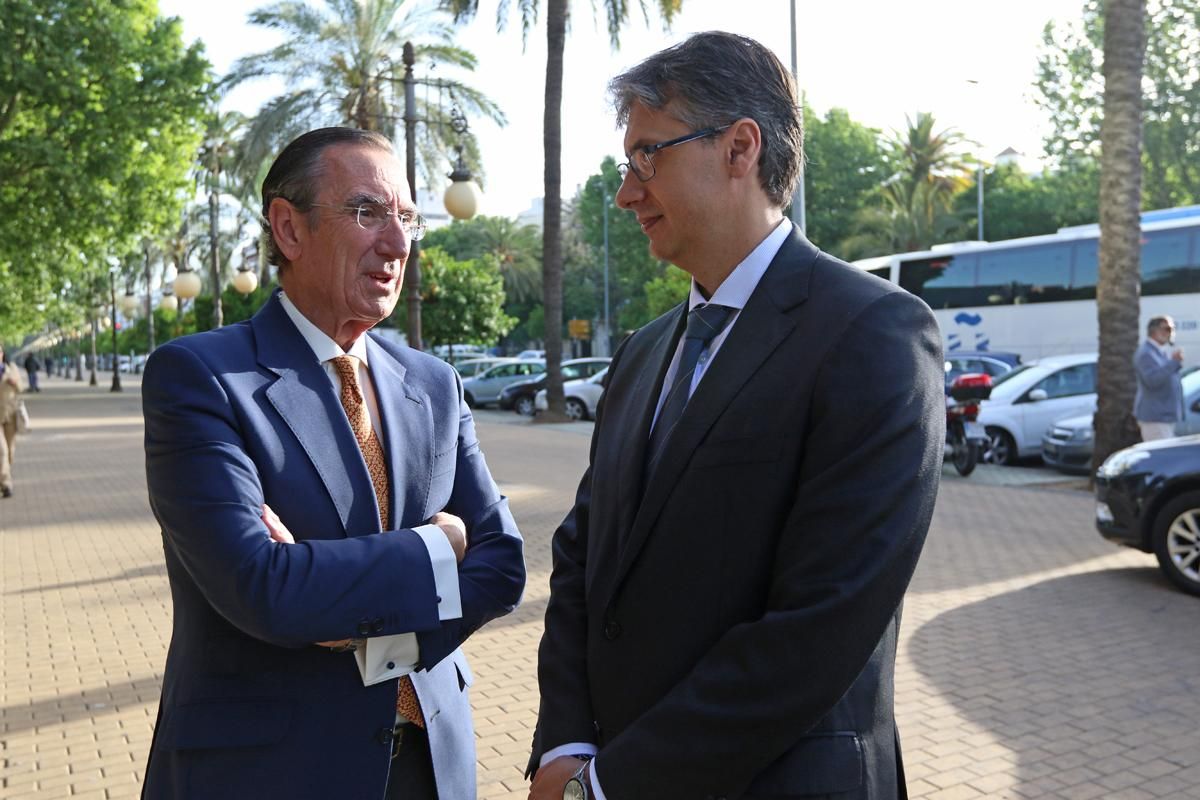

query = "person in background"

[
  {"left": 23, "top": 352, "right": 40, "bottom": 392},
  {"left": 1, "top": 345, "right": 22, "bottom": 498},
  {"left": 1133, "top": 314, "right": 1185, "bottom": 442}
]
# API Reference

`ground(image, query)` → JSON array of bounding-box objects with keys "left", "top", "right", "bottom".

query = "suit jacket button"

[
  {"left": 604, "top": 620, "right": 621, "bottom": 640},
  {"left": 372, "top": 619, "right": 385, "bottom": 634},
  {"left": 357, "top": 620, "right": 372, "bottom": 636},
  {"left": 376, "top": 727, "right": 393, "bottom": 745}
]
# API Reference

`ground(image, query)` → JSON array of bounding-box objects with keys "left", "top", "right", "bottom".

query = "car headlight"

[
  {"left": 1097, "top": 448, "right": 1151, "bottom": 478},
  {"left": 1073, "top": 428, "right": 1094, "bottom": 442}
]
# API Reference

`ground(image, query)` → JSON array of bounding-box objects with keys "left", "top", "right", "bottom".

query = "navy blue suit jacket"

[{"left": 141, "top": 293, "right": 524, "bottom": 799}]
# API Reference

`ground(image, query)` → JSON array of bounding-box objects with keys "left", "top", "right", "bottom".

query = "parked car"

[
  {"left": 1043, "top": 368, "right": 1200, "bottom": 474},
  {"left": 976, "top": 353, "right": 1097, "bottom": 466},
  {"left": 944, "top": 350, "right": 1021, "bottom": 393},
  {"left": 454, "top": 357, "right": 515, "bottom": 379},
  {"left": 1095, "top": 435, "right": 1200, "bottom": 596},
  {"left": 515, "top": 349, "right": 546, "bottom": 360},
  {"left": 498, "top": 357, "right": 612, "bottom": 415},
  {"left": 462, "top": 360, "right": 545, "bottom": 407},
  {"left": 535, "top": 368, "right": 608, "bottom": 421},
  {"left": 433, "top": 343, "right": 487, "bottom": 360}
]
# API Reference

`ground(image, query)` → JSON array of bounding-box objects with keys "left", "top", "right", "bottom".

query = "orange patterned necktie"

[{"left": 329, "top": 355, "right": 424, "bottom": 728}]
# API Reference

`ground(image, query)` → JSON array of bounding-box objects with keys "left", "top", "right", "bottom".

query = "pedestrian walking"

[
  {"left": 0, "top": 345, "right": 22, "bottom": 498},
  {"left": 23, "top": 353, "right": 40, "bottom": 392},
  {"left": 1134, "top": 315, "right": 1185, "bottom": 442}
]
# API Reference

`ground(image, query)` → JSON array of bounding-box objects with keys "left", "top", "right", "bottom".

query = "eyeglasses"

[
  {"left": 616, "top": 125, "right": 732, "bottom": 182},
  {"left": 308, "top": 202, "right": 427, "bottom": 240}
]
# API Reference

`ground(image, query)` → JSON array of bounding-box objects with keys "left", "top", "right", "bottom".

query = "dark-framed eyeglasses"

[
  {"left": 308, "top": 201, "right": 427, "bottom": 240},
  {"left": 616, "top": 125, "right": 732, "bottom": 182}
]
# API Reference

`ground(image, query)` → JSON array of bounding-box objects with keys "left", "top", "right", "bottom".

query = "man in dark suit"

[
  {"left": 141, "top": 127, "right": 525, "bottom": 799},
  {"left": 528, "top": 33, "right": 943, "bottom": 800}
]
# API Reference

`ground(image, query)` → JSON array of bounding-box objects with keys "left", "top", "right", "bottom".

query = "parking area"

[{"left": 1, "top": 386, "right": 1197, "bottom": 799}]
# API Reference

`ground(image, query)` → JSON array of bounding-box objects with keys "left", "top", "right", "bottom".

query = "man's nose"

[
  {"left": 614, "top": 168, "right": 643, "bottom": 210},
  {"left": 376, "top": 217, "right": 411, "bottom": 260}
]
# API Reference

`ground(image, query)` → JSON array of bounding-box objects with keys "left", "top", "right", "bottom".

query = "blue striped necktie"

[{"left": 645, "top": 303, "right": 736, "bottom": 472}]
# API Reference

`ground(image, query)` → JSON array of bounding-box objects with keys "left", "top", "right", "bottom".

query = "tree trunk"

[
  {"left": 1092, "top": 0, "right": 1146, "bottom": 474},
  {"left": 538, "top": 0, "right": 568, "bottom": 421}
]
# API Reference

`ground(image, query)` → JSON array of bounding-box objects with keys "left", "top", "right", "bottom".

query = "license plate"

[
  {"left": 963, "top": 421, "right": 987, "bottom": 440},
  {"left": 1096, "top": 502, "right": 1113, "bottom": 524}
]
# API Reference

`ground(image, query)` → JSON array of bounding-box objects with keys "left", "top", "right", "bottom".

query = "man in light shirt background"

[{"left": 1134, "top": 314, "right": 1186, "bottom": 442}]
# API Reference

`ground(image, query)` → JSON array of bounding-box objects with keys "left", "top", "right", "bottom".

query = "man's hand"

[
  {"left": 529, "top": 756, "right": 586, "bottom": 800},
  {"left": 261, "top": 503, "right": 295, "bottom": 544},
  {"left": 431, "top": 511, "right": 467, "bottom": 563},
  {"left": 262, "top": 504, "right": 350, "bottom": 649},
  {"left": 1172, "top": 348, "right": 1185, "bottom": 362}
]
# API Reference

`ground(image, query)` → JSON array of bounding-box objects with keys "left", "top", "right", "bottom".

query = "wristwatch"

[{"left": 563, "top": 759, "right": 591, "bottom": 800}]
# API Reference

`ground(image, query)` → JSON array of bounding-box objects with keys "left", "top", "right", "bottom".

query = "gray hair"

[
  {"left": 608, "top": 31, "right": 803, "bottom": 208},
  {"left": 1148, "top": 315, "right": 1175, "bottom": 334},
  {"left": 260, "top": 127, "right": 394, "bottom": 270}
]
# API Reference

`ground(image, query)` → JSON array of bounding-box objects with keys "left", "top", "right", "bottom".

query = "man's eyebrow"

[{"left": 346, "top": 192, "right": 388, "bottom": 206}]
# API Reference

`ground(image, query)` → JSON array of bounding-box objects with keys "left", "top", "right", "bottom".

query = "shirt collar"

[
  {"left": 279, "top": 292, "right": 370, "bottom": 367},
  {"left": 687, "top": 218, "right": 792, "bottom": 312}
]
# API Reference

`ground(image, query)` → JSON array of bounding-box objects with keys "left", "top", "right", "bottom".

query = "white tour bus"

[{"left": 853, "top": 205, "right": 1200, "bottom": 360}]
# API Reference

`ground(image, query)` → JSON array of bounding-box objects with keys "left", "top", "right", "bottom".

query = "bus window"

[
  {"left": 897, "top": 254, "right": 982, "bottom": 308},
  {"left": 978, "top": 243, "right": 1072, "bottom": 305},
  {"left": 1143, "top": 229, "right": 1200, "bottom": 296},
  {"left": 867, "top": 267, "right": 891, "bottom": 282},
  {"left": 1069, "top": 239, "right": 1099, "bottom": 300}
]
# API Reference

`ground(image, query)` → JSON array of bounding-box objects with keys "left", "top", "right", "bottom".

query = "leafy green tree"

[
  {"left": 225, "top": 0, "right": 503, "bottom": 188},
  {"left": 424, "top": 215, "right": 542, "bottom": 304},
  {"left": 1037, "top": 0, "right": 1200, "bottom": 209},
  {"left": 801, "top": 107, "right": 888, "bottom": 254},
  {"left": 0, "top": 0, "right": 209, "bottom": 340},
  {"left": 417, "top": 247, "right": 515, "bottom": 349},
  {"left": 442, "top": 0, "right": 682, "bottom": 419},
  {"left": 644, "top": 267, "right": 691, "bottom": 319},
  {"left": 951, "top": 160, "right": 1101, "bottom": 242}
]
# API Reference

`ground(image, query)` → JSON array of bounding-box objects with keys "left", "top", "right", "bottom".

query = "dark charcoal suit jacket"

[{"left": 531, "top": 226, "right": 944, "bottom": 799}]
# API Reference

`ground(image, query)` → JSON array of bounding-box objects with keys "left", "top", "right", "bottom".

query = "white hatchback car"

[
  {"left": 535, "top": 368, "right": 608, "bottom": 421},
  {"left": 976, "top": 353, "right": 1098, "bottom": 465}
]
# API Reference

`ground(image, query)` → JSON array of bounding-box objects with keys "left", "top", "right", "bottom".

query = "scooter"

[{"left": 945, "top": 373, "right": 992, "bottom": 476}]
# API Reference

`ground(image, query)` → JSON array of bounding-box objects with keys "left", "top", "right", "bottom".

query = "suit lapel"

[
  {"left": 613, "top": 304, "right": 687, "bottom": 543},
  {"left": 253, "top": 294, "right": 380, "bottom": 537},
  {"left": 365, "top": 335, "right": 432, "bottom": 529},
  {"left": 615, "top": 229, "right": 818, "bottom": 577}
]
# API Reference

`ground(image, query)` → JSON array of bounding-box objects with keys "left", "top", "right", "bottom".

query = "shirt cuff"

[
  {"left": 354, "top": 634, "right": 418, "bottom": 686},
  {"left": 413, "top": 523, "right": 462, "bottom": 620},
  {"left": 589, "top": 758, "right": 607, "bottom": 800},
  {"left": 539, "top": 742, "right": 597, "bottom": 769}
]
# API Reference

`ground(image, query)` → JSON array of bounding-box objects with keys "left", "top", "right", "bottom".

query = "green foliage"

[
  {"left": 1036, "top": 0, "right": 1200, "bottom": 208},
  {"left": 227, "top": 0, "right": 504, "bottom": 189},
  {"left": 418, "top": 247, "right": 515, "bottom": 348},
  {"left": 194, "top": 283, "right": 276, "bottom": 332},
  {"left": 424, "top": 215, "right": 542, "bottom": 304},
  {"left": 0, "top": 0, "right": 210, "bottom": 340},
  {"left": 799, "top": 107, "right": 888, "bottom": 253},
  {"left": 644, "top": 267, "right": 691, "bottom": 319},
  {"left": 952, "top": 160, "right": 1101, "bottom": 242}
]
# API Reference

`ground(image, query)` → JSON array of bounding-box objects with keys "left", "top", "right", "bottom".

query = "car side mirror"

[{"left": 1027, "top": 389, "right": 1049, "bottom": 402}]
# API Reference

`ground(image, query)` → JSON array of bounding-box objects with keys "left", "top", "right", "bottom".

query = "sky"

[{"left": 158, "top": 0, "right": 1089, "bottom": 218}]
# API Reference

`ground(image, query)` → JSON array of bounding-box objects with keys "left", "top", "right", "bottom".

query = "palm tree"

[
  {"left": 441, "top": 0, "right": 681, "bottom": 419},
  {"left": 225, "top": 0, "right": 503, "bottom": 189},
  {"left": 885, "top": 112, "right": 974, "bottom": 199},
  {"left": 1092, "top": 0, "right": 1147, "bottom": 473}
]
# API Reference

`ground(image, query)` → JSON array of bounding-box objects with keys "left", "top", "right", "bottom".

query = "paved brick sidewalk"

[{"left": 2, "top": 377, "right": 1197, "bottom": 799}]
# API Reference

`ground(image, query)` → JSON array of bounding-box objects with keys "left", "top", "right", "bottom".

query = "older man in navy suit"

[
  {"left": 1134, "top": 315, "right": 1186, "bottom": 442},
  {"left": 528, "top": 33, "right": 943, "bottom": 800},
  {"left": 141, "top": 127, "right": 525, "bottom": 799}
]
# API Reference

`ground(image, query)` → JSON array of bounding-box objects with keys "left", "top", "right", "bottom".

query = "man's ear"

[
  {"left": 267, "top": 197, "right": 305, "bottom": 263},
  {"left": 726, "top": 118, "right": 763, "bottom": 180}
]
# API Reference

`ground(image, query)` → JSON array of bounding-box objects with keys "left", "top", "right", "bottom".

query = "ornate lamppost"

[
  {"left": 232, "top": 241, "right": 259, "bottom": 295},
  {"left": 109, "top": 268, "right": 122, "bottom": 393}
]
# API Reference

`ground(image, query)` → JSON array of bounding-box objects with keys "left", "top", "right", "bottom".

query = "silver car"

[{"left": 462, "top": 360, "right": 545, "bottom": 407}]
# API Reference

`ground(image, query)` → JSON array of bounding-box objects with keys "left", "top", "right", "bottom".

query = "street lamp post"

[
  {"left": 206, "top": 139, "right": 224, "bottom": 330},
  {"left": 144, "top": 241, "right": 156, "bottom": 351},
  {"left": 789, "top": 0, "right": 806, "bottom": 234},
  {"left": 109, "top": 269, "right": 122, "bottom": 393},
  {"left": 602, "top": 185, "right": 611, "bottom": 356}
]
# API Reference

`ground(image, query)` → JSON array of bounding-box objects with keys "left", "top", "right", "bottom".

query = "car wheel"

[
  {"left": 1152, "top": 490, "right": 1200, "bottom": 597},
  {"left": 564, "top": 398, "right": 587, "bottom": 421},
  {"left": 983, "top": 427, "right": 1017, "bottom": 466},
  {"left": 515, "top": 396, "right": 535, "bottom": 416}
]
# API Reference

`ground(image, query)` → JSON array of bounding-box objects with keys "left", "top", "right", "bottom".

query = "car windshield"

[
  {"left": 1184, "top": 369, "right": 1200, "bottom": 394},
  {"left": 987, "top": 363, "right": 1034, "bottom": 391}
]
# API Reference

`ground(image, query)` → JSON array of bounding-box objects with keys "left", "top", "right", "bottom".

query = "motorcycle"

[{"left": 945, "top": 372, "right": 993, "bottom": 476}]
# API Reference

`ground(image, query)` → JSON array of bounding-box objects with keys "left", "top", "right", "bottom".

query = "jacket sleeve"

[
  {"left": 143, "top": 341, "right": 495, "bottom": 649},
  {"left": 1134, "top": 344, "right": 1181, "bottom": 390},
  {"left": 594, "top": 291, "right": 945, "bottom": 799}
]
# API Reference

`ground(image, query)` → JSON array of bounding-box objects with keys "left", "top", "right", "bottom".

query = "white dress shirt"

[
  {"left": 542, "top": 218, "right": 792, "bottom": 799},
  {"left": 279, "top": 293, "right": 461, "bottom": 687}
]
